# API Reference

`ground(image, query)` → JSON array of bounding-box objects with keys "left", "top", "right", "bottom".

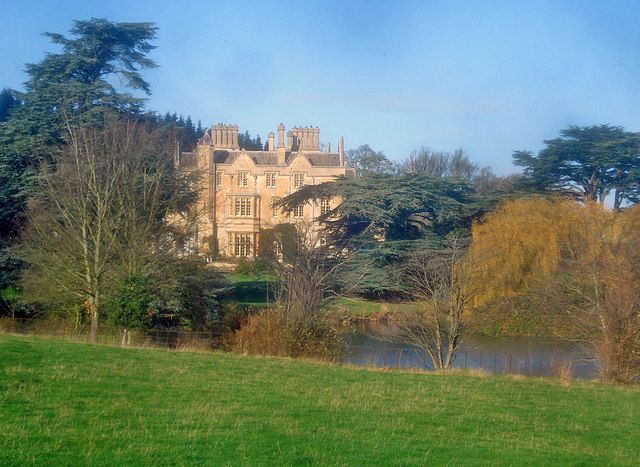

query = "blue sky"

[{"left": 1, "top": 0, "right": 639, "bottom": 173}]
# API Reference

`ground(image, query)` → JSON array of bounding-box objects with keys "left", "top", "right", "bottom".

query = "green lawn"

[
  {"left": 1, "top": 335, "right": 639, "bottom": 465},
  {"left": 223, "top": 273, "right": 276, "bottom": 308},
  {"left": 224, "top": 272, "right": 416, "bottom": 318}
]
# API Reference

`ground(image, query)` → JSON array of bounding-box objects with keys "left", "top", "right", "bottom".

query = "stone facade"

[{"left": 178, "top": 123, "right": 354, "bottom": 257}]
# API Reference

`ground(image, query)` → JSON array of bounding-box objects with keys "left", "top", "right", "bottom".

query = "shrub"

[
  {"left": 105, "top": 275, "right": 154, "bottom": 330},
  {"left": 230, "top": 308, "right": 344, "bottom": 362},
  {"left": 219, "top": 302, "right": 248, "bottom": 332},
  {"left": 234, "top": 257, "right": 257, "bottom": 275}
]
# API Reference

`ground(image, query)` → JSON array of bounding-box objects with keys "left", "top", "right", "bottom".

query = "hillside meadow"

[{"left": 1, "top": 334, "right": 639, "bottom": 465}]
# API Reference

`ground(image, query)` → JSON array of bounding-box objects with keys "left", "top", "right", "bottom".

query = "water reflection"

[{"left": 343, "top": 321, "right": 596, "bottom": 379}]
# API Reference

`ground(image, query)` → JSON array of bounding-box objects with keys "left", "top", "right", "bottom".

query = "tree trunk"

[
  {"left": 88, "top": 297, "right": 99, "bottom": 343},
  {"left": 613, "top": 188, "right": 623, "bottom": 211}
]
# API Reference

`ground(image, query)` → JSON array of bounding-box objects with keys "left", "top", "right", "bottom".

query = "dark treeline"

[{"left": 152, "top": 112, "right": 204, "bottom": 152}]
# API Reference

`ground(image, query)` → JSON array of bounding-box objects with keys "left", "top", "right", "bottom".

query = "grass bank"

[
  {"left": 2, "top": 334, "right": 638, "bottom": 464},
  {"left": 224, "top": 272, "right": 414, "bottom": 321}
]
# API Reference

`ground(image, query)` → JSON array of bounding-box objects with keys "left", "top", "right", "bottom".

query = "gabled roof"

[
  {"left": 209, "top": 149, "right": 342, "bottom": 167},
  {"left": 178, "top": 152, "right": 198, "bottom": 167},
  {"left": 213, "top": 150, "right": 237, "bottom": 164},
  {"left": 305, "top": 152, "right": 341, "bottom": 166},
  {"left": 248, "top": 151, "right": 278, "bottom": 165}
]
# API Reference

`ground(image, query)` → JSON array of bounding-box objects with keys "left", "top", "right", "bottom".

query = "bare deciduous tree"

[
  {"left": 19, "top": 116, "right": 198, "bottom": 342},
  {"left": 275, "top": 223, "right": 348, "bottom": 318},
  {"left": 385, "top": 236, "right": 480, "bottom": 370},
  {"left": 398, "top": 147, "right": 479, "bottom": 181},
  {"left": 556, "top": 205, "right": 640, "bottom": 383}
]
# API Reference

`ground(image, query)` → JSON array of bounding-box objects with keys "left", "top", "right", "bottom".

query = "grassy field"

[
  {"left": 1, "top": 335, "right": 639, "bottom": 465},
  {"left": 224, "top": 272, "right": 275, "bottom": 308}
]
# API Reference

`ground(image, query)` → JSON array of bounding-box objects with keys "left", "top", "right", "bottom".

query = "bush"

[
  {"left": 234, "top": 257, "right": 256, "bottom": 275},
  {"left": 219, "top": 302, "right": 248, "bottom": 332},
  {"left": 105, "top": 275, "right": 154, "bottom": 330},
  {"left": 230, "top": 308, "right": 344, "bottom": 362}
]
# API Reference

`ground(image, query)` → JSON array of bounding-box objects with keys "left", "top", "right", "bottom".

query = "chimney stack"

[
  {"left": 268, "top": 132, "right": 275, "bottom": 151},
  {"left": 211, "top": 124, "right": 239, "bottom": 149},
  {"left": 338, "top": 136, "right": 345, "bottom": 166},
  {"left": 291, "top": 126, "right": 323, "bottom": 151},
  {"left": 277, "top": 123, "right": 285, "bottom": 148}
]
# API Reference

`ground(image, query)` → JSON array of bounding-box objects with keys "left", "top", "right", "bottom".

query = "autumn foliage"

[
  {"left": 467, "top": 198, "right": 582, "bottom": 305},
  {"left": 467, "top": 198, "right": 640, "bottom": 382}
]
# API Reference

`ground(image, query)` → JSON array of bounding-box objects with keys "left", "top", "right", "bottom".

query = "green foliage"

[
  {"left": 109, "top": 257, "right": 228, "bottom": 331},
  {"left": 257, "top": 223, "right": 299, "bottom": 264},
  {"left": 278, "top": 173, "right": 477, "bottom": 243},
  {"left": 513, "top": 124, "right": 640, "bottom": 209},
  {"left": 102, "top": 259, "right": 227, "bottom": 332},
  {"left": 339, "top": 238, "right": 436, "bottom": 299},
  {"left": 148, "top": 111, "right": 204, "bottom": 151},
  {"left": 0, "top": 18, "right": 158, "bottom": 290},
  {"left": 173, "top": 257, "right": 228, "bottom": 330},
  {"left": 17, "top": 117, "right": 208, "bottom": 334},
  {"left": 0, "top": 88, "right": 19, "bottom": 123},
  {"left": 105, "top": 275, "right": 153, "bottom": 330},
  {"left": 234, "top": 257, "right": 258, "bottom": 275},
  {"left": 237, "top": 130, "right": 264, "bottom": 150},
  {"left": 277, "top": 174, "right": 478, "bottom": 298}
]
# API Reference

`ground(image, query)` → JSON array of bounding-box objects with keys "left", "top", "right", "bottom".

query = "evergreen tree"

[
  {"left": 0, "top": 88, "right": 19, "bottom": 123},
  {"left": 254, "top": 135, "right": 263, "bottom": 151},
  {"left": 0, "top": 18, "right": 158, "bottom": 292},
  {"left": 277, "top": 174, "right": 480, "bottom": 298},
  {"left": 513, "top": 125, "right": 640, "bottom": 209}
]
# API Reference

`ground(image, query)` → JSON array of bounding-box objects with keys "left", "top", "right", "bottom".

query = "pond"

[{"left": 343, "top": 321, "right": 597, "bottom": 379}]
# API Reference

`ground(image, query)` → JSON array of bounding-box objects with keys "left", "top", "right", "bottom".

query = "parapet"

[{"left": 210, "top": 124, "right": 239, "bottom": 149}]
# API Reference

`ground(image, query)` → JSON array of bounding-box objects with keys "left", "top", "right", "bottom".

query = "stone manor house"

[{"left": 177, "top": 123, "right": 354, "bottom": 258}]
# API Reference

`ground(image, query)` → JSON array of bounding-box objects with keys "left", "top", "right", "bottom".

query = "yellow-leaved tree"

[
  {"left": 467, "top": 198, "right": 640, "bottom": 382},
  {"left": 467, "top": 197, "right": 583, "bottom": 306}
]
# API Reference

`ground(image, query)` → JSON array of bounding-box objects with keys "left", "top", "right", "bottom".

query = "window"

[
  {"left": 234, "top": 197, "right": 252, "bottom": 217},
  {"left": 271, "top": 196, "right": 280, "bottom": 218},
  {"left": 233, "top": 233, "right": 252, "bottom": 257},
  {"left": 294, "top": 173, "right": 305, "bottom": 188},
  {"left": 320, "top": 199, "right": 331, "bottom": 215},
  {"left": 216, "top": 172, "right": 223, "bottom": 187},
  {"left": 319, "top": 235, "right": 327, "bottom": 246},
  {"left": 237, "top": 172, "right": 248, "bottom": 187},
  {"left": 293, "top": 204, "right": 304, "bottom": 218},
  {"left": 266, "top": 172, "right": 277, "bottom": 188}
]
